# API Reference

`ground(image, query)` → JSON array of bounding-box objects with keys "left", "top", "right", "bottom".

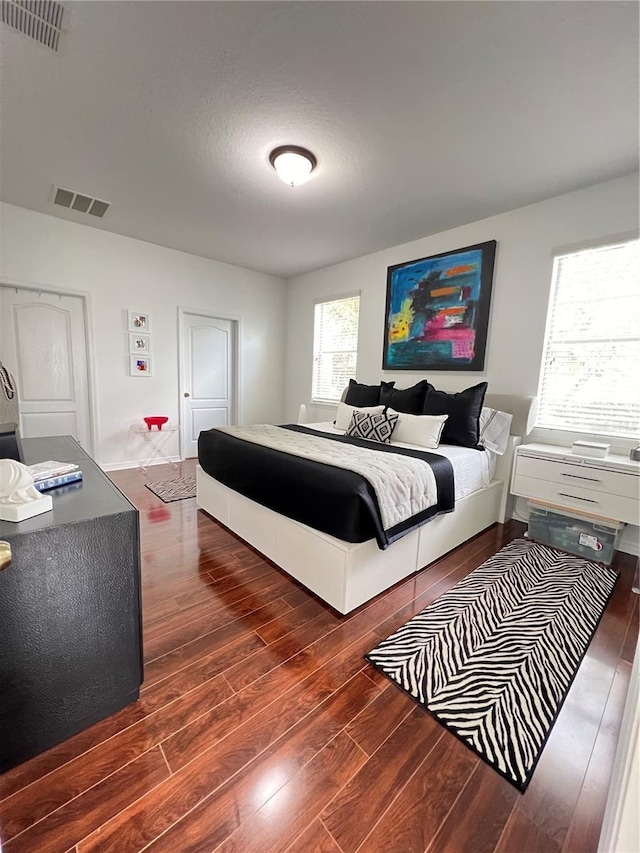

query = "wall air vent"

[
  {"left": 52, "top": 185, "right": 111, "bottom": 218},
  {"left": 1, "top": 0, "right": 65, "bottom": 51}
]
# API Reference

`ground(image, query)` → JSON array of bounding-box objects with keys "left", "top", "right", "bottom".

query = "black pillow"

[
  {"left": 380, "top": 380, "right": 429, "bottom": 415},
  {"left": 422, "top": 382, "right": 488, "bottom": 448},
  {"left": 344, "top": 379, "right": 385, "bottom": 407}
]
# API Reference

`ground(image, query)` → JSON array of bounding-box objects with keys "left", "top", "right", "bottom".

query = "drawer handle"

[
  {"left": 558, "top": 492, "right": 599, "bottom": 504},
  {"left": 560, "top": 473, "right": 602, "bottom": 483}
]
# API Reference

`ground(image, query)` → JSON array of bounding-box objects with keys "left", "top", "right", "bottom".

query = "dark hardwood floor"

[{"left": 0, "top": 459, "right": 637, "bottom": 853}]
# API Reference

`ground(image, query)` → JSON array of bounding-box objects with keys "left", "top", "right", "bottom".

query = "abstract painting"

[{"left": 383, "top": 241, "right": 496, "bottom": 371}]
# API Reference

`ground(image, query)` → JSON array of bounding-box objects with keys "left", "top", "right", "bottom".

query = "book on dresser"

[
  {"left": 28, "top": 460, "right": 80, "bottom": 481},
  {"left": 33, "top": 470, "right": 84, "bottom": 491}
]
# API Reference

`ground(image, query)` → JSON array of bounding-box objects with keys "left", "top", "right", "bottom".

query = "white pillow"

[
  {"left": 479, "top": 407, "right": 513, "bottom": 455},
  {"left": 387, "top": 408, "right": 448, "bottom": 449},
  {"left": 335, "top": 402, "right": 385, "bottom": 431}
]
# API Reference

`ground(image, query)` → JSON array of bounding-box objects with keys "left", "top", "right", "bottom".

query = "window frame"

[
  {"left": 311, "top": 291, "right": 361, "bottom": 405},
  {"left": 534, "top": 236, "right": 640, "bottom": 444}
]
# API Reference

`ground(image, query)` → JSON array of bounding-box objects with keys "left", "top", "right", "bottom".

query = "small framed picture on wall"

[
  {"left": 128, "top": 310, "right": 151, "bottom": 333},
  {"left": 130, "top": 355, "right": 152, "bottom": 377},
  {"left": 129, "top": 333, "right": 151, "bottom": 354}
]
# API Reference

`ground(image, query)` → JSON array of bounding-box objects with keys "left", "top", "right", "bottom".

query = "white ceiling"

[{"left": 1, "top": 1, "right": 638, "bottom": 279}]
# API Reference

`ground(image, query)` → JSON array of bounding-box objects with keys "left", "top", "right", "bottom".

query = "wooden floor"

[{"left": 0, "top": 459, "right": 637, "bottom": 853}]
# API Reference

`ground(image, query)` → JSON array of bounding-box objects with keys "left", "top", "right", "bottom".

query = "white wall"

[
  {"left": 0, "top": 202, "right": 287, "bottom": 468},
  {"left": 284, "top": 174, "right": 639, "bottom": 422}
]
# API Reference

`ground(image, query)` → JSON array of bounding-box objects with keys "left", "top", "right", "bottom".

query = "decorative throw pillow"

[
  {"left": 343, "top": 379, "right": 385, "bottom": 408},
  {"left": 335, "top": 402, "right": 385, "bottom": 432},
  {"left": 346, "top": 410, "right": 399, "bottom": 444},
  {"left": 479, "top": 407, "right": 513, "bottom": 455},
  {"left": 379, "top": 380, "right": 430, "bottom": 415},
  {"left": 386, "top": 409, "right": 448, "bottom": 449},
  {"left": 422, "top": 382, "right": 488, "bottom": 448}
]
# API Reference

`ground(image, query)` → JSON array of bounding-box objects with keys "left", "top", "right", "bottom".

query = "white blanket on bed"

[{"left": 217, "top": 424, "right": 438, "bottom": 530}]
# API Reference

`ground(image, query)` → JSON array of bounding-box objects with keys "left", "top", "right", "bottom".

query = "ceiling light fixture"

[{"left": 269, "top": 146, "right": 317, "bottom": 187}]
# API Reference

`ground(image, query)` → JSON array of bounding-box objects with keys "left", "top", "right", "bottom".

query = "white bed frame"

[{"left": 196, "top": 393, "right": 537, "bottom": 614}]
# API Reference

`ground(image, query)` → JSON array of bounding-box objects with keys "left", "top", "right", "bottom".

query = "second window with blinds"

[
  {"left": 537, "top": 238, "right": 639, "bottom": 438},
  {"left": 312, "top": 294, "right": 361, "bottom": 403}
]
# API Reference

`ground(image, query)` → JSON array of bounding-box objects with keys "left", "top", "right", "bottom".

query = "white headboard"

[{"left": 484, "top": 393, "right": 537, "bottom": 437}]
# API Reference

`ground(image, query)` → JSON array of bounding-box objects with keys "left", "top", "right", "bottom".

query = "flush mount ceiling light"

[{"left": 269, "top": 146, "right": 317, "bottom": 187}]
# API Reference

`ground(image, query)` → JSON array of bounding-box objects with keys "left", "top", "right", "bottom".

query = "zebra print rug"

[
  {"left": 365, "top": 538, "right": 617, "bottom": 791},
  {"left": 145, "top": 475, "right": 196, "bottom": 503}
]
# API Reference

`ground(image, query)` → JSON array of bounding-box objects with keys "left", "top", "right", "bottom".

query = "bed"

[{"left": 196, "top": 391, "right": 536, "bottom": 614}]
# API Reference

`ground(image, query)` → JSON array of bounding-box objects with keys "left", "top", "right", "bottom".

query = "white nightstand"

[{"left": 512, "top": 443, "right": 640, "bottom": 526}]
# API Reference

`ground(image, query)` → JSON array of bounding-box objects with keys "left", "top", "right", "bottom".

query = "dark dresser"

[{"left": 0, "top": 436, "right": 143, "bottom": 773}]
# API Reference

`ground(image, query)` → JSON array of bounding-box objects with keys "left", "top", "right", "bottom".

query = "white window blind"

[
  {"left": 312, "top": 295, "right": 360, "bottom": 403},
  {"left": 537, "top": 239, "right": 640, "bottom": 437}
]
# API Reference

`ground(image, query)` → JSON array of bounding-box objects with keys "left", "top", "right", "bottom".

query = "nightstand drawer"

[
  {"left": 513, "top": 473, "right": 640, "bottom": 525},
  {"left": 515, "top": 455, "right": 640, "bottom": 500}
]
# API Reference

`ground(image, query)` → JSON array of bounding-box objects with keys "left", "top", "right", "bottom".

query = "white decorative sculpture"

[{"left": 0, "top": 460, "right": 53, "bottom": 522}]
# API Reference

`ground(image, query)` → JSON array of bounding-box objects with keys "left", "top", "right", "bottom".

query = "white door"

[
  {"left": 0, "top": 286, "right": 92, "bottom": 451},
  {"left": 180, "top": 311, "right": 235, "bottom": 458}
]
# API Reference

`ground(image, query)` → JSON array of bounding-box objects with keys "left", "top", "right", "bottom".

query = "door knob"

[{"left": 184, "top": 392, "right": 190, "bottom": 398}]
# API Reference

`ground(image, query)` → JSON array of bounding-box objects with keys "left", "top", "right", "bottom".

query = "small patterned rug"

[
  {"left": 145, "top": 475, "right": 196, "bottom": 503},
  {"left": 365, "top": 538, "right": 617, "bottom": 791}
]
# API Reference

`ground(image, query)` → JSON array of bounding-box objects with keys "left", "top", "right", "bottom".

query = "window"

[
  {"left": 537, "top": 238, "right": 640, "bottom": 438},
  {"left": 312, "top": 295, "right": 360, "bottom": 403}
]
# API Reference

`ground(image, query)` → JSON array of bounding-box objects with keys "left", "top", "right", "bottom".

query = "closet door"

[
  {"left": 179, "top": 311, "right": 236, "bottom": 458},
  {"left": 0, "top": 287, "right": 92, "bottom": 451}
]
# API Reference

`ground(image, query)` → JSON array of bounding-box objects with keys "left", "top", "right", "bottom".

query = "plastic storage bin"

[{"left": 527, "top": 501, "right": 623, "bottom": 566}]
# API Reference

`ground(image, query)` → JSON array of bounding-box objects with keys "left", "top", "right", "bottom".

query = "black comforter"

[{"left": 197, "top": 425, "right": 454, "bottom": 550}]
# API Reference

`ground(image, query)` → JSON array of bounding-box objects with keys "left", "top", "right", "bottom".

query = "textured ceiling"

[{"left": 1, "top": 1, "right": 638, "bottom": 278}]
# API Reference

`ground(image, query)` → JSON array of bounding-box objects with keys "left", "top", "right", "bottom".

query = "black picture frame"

[{"left": 382, "top": 240, "right": 497, "bottom": 371}]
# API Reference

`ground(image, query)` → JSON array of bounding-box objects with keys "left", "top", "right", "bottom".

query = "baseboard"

[{"left": 100, "top": 456, "right": 181, "bottom": 472}]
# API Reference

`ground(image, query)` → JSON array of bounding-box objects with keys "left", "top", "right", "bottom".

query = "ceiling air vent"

[
  {"left": 52, "top": 185, "right": 111, "bottom": 219},
  {"left": 1, "top": 0, "right": 65, "bottom": 51}
]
